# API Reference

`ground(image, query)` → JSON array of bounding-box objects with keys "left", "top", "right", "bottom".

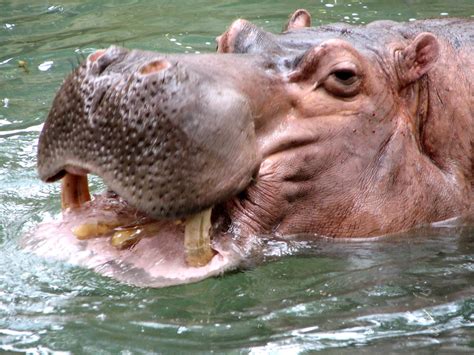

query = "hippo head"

[{"left": 32, "top": 10, "right": 472, "bottom": 287}]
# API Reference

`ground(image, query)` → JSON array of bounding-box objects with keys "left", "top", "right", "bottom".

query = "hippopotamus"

[{"left": 26, "top": 10, "right": 473, "bottom": 287}]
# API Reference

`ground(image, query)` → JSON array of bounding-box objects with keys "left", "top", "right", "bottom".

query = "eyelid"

[
  {"left": 323, "top": 61, "right": 362, "bottom": 97},
  {"left": 329, "top": 61, "right": 359, "bottom": 77},
  {"left": 330, "top": 61, "right": 359, "bottom": 75}
]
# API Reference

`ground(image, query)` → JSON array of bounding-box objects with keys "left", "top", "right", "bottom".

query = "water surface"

[{"left": 1, "top": 0, "right": 473, "bottom": 353}]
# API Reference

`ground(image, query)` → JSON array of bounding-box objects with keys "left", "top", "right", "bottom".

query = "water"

[{"left": 1, "top": 0, "right": 473, "bottom": 352}]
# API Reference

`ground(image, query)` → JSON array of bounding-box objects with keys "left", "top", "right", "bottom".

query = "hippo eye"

[
  {"left": 323, "top": 67, "right": 361, "bottom": 97},
  {"left": 333, "top": 69, "right": 357, "bottom": 84}
]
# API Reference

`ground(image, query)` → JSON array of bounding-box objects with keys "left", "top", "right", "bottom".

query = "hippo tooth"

[
  {"left": 184, "top": 208, "right": 215, "bottom": 267},
  {"left": 72, "top": 220, "right": 122, "bottom": 240},
  {"left": 111, "top": 229, "right": 142, "bottom": 249},
  {"left": 61, "top": 173, "right": 91, "bottom": 210},
  {"left": 111, "top": 222, "right": 161, "bottom": 249}
]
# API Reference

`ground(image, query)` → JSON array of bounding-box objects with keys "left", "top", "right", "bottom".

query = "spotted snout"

[{"left": 38, "top": 46, "right": 259, "bottom": 219}]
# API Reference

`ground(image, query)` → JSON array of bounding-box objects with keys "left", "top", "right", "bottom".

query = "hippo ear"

[
  {"left": 399, "top": 32, "right": 440, "bottom": 86},
  {"left": 284, "top": 9, "right": 311, "bottom": 31}
]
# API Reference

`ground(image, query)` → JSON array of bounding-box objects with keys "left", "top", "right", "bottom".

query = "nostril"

[
  {"left": 88, "top": 46, "right": 128, "bottom": 75},
  {"left": 140, "top": 59, "right": 171, "bottom": 75},
  {"left": 88, "top": 49, "right": 106, "bottom": 63}
]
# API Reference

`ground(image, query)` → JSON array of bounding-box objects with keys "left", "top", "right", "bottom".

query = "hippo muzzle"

[
  {"left": 38, "top": 46, "right": 260, "bottom": 219},
  {"left": 35, "top": 46, "right": 272, "bottom": 275}
]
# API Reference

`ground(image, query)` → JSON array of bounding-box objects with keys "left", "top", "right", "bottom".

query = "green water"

[{"left": 1, "top": 0, "right": 473, "bottom": 353}]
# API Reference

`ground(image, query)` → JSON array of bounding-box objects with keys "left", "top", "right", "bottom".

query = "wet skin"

[{"left": 30, "top": 10, "right": 473, "bottom": 287}]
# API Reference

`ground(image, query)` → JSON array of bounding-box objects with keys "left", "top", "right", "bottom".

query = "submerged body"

[{"left": 28, "top": 10, "right": 473, "bottom": 287}]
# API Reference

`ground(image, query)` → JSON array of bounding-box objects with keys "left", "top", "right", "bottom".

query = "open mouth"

[
  {"left": 24, "top": 170, "right": 244, "bottom": 287},
  {"left": 31, "top": 46, "right": 263, "bottom": 286},
  {"left": 61, "top": 171, "right": 216, "bottom": 268}
]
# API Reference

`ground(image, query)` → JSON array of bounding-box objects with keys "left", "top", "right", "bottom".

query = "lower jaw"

[
  {"left": 23, "top": 173, "right": 244, "bottom": 287},
  {"left": 60, "top": 172, "right": 219, "bottom": 268}
]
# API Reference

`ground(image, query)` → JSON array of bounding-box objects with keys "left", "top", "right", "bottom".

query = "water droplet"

[
  {"left": 38, "top": 60, "right": 54, "bottom": 71},
  {"left": 177, "top": 326, "right": 187, "bottom": 334},
  {"left": 47, "top": 5, "right": 64, "bottom": 13}
]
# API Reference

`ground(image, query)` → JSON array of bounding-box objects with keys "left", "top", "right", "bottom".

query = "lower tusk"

[
  {"left": 111, "top": 222, "right": 161, "bottom": 249},
  {"left": 72, "top": 220, "right": 123, "bottom": 240},
  {"left": 61, "top": 173, "right": 91, "bottom": 210},
  {"left": 111, "top": 229, "right": 142, "bottom": 249},
  {"left": 184, "top": 208, "right": 215, "bottom": 267}
]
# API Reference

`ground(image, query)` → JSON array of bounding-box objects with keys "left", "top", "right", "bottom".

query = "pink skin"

[{"left": 23, "top": 196, "right": 243, "bottom": 287}]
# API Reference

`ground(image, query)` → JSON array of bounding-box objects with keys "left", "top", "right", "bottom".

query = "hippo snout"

[{"left": 37, "top": 46, "right": 260, "bottom": 219}]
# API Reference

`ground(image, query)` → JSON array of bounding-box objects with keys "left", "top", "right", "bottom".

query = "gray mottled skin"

[{"left": 38, "top": 48, "right": 260, "bottom": 218}]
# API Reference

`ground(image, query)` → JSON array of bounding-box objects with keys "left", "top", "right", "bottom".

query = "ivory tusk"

[
  {"left": 184, "top": 208, "right": 215, "bottom": 267},
  {"left": 61, "top": 173, "right": 91, "bottom": 210}
]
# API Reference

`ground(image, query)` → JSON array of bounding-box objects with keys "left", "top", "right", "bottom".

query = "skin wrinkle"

[
  {"left": 366, "top": 131, "right": 397, "bottom": 181},
  {"left": 228, "top": 178, "right": 281, "bottom": 235},
  {"left": 419, "top": 41, "right": 471, "bottom": 178},
  {"left": 366, "top": 45, "right": 395, "bottom": 83},
  {"left": 256, "top": 22, "right": 466, "bottom": 236}
]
